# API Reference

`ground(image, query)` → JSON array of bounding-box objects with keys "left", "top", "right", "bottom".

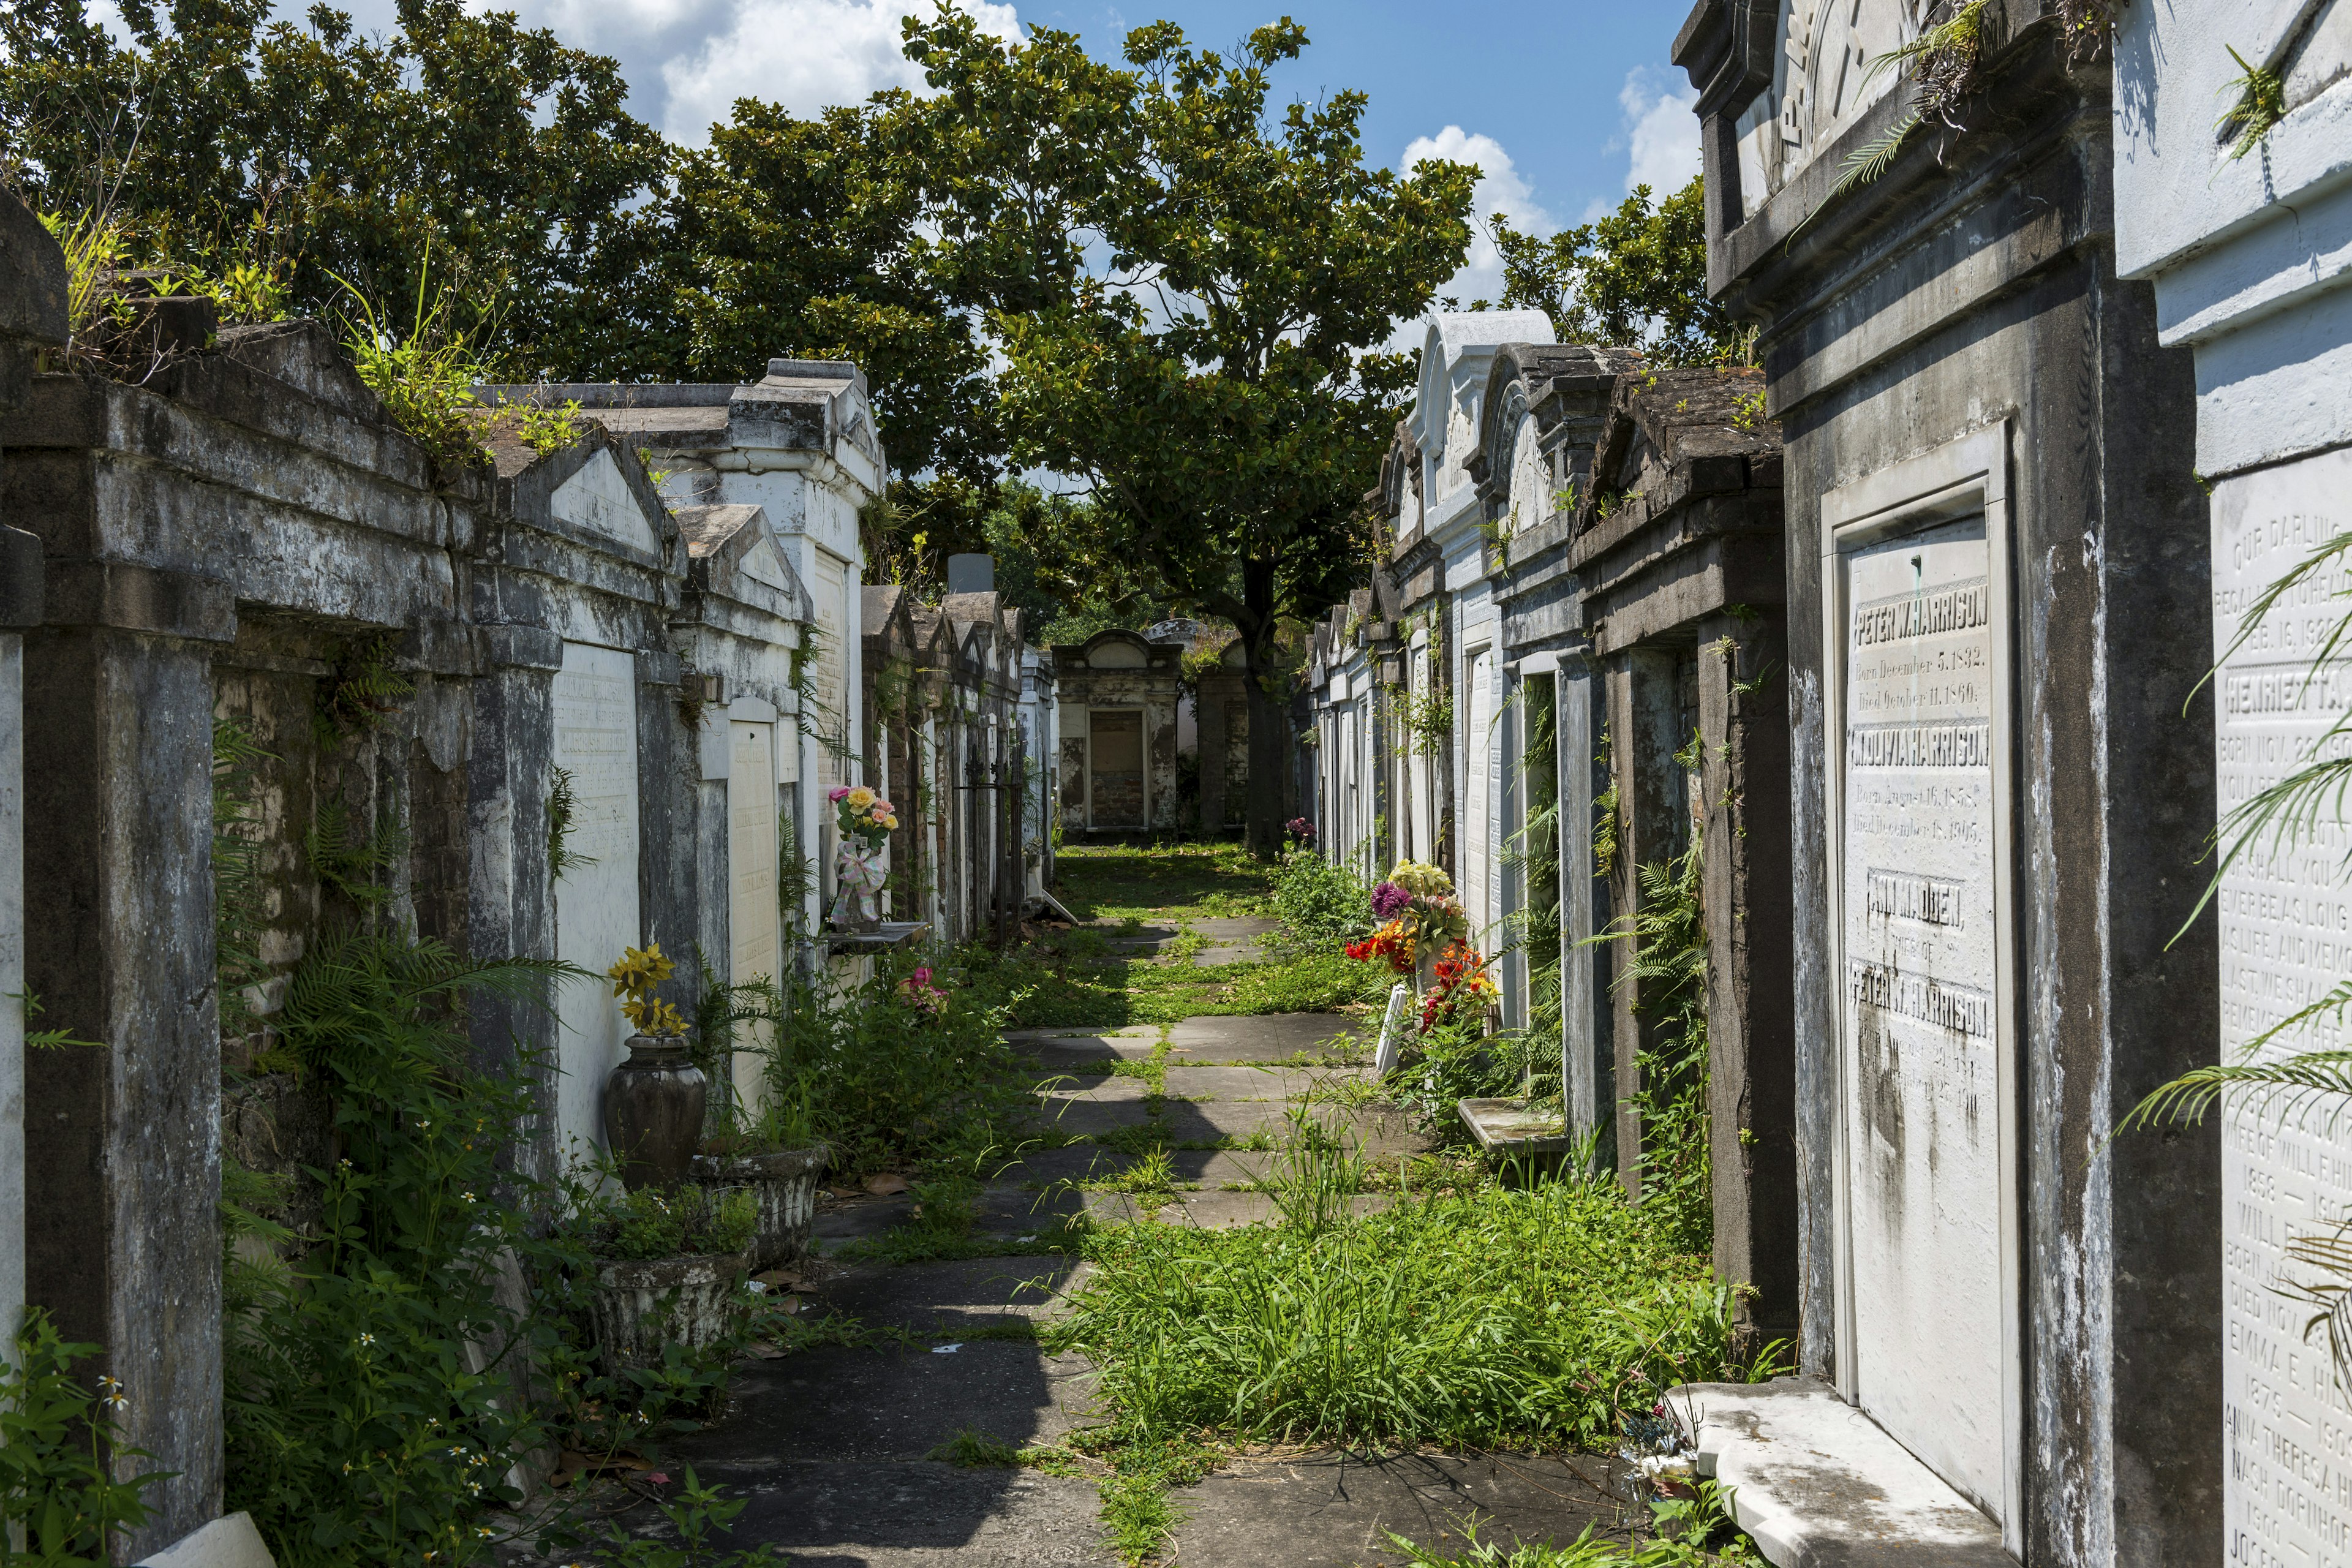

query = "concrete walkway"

[{"left": 635, "top": 994, "right": 1643, "bottom": 1567}]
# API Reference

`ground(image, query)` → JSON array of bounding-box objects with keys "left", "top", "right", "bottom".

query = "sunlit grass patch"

[
  {"left": 1055, "top": 841, "right": 1272, "bottom": 921},
  {"left": 1049, "top": 1178, "right": 1757, "bottom": 1453}
]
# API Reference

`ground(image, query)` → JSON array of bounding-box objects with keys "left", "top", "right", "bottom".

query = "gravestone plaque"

[
  {"left": 2212, "top": 447, "right": 2352, "bottom": 1566},
  {"left": 1839, "top": 516, "right": 2006, "bottom": 1513},
  {"left": 552, "top": 641, "right": 643, "bottom": 1164},
  {"left": 728, "top": 720, "right": 780, "bottom": 1113},
  {"left": 1465, "top": 647, "right": 1494, "bottom": 938}
]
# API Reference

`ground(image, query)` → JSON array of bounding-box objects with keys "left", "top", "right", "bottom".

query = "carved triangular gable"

[
  {"left": 551, "top": 448, "right": 660, "bottom": 555},
  {"left": 734, "top": 531, "right": 799, "bottom": 597}
]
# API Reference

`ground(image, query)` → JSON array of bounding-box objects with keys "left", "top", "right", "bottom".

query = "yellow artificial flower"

[
  {"left": 606, "top": 943, "right": 675, "bottom": 999},
  {"left": 845, "top": 785, "right": 876, "bottom": 812}
]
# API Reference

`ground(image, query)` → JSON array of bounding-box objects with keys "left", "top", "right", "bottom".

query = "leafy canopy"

[
  {"left": 1490, "top": 179, "right": 1740, "bottom": 366},
  {"left": 0, "top": 0, "right": 669, "bottom": 377}
]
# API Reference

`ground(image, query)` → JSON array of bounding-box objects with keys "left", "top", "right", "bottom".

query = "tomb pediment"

[{"left": 551, "top": 447, "right": 662, "bottom": 556}]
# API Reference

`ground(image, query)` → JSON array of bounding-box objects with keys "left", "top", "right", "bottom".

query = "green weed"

[
  {"left": 1048, "top": 1174, "right": 1756, "bottom": 1453},
  {"left": 928, "top": 1428, "right": 1026, "bottom": 1467}
]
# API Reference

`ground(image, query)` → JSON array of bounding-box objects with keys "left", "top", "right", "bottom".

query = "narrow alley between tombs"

[{"left": 562, "top": 844, "right": 1751, "bottom": 1568}]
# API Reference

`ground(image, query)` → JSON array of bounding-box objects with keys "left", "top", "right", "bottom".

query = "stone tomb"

[
  {"left": 551, "top": 640, "right": 644, "bottom": 1156},
  {"left": 1823, "top": 439, "right": 2015, "bottom": 1518},
  {"left": 2210, "top": 446, "right": 2352, "bottom": 1564}
]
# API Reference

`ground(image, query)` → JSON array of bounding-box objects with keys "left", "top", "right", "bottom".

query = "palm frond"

[
  {"left": 2120, "top": 1048, "right": 2352, "bottom": 1136},
  {"left": 1830, "top": 111, "right": 1922, "bottom": 201}
]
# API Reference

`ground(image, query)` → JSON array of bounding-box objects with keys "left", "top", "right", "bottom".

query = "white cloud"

[
  {"left": 1618, "top": 67, "right": 1701, "bottom": 198},
  {"left": 658, "top": 0, "right": 1021, "bottom": 142},
  {"left": 1399, "top": 126, "right": 1554, "bottom": 326},
  {"left": 283, "top": 0, "right": 1021, "bottom": 144}
]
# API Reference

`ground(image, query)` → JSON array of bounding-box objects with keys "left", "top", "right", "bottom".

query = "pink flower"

[
  {"left": 827, "top": 786, "right": 851, "bottom": 802},
  {"left": 911, "top": 967, "right": 932, "bottom": 985},
  {"left": 874, "top": 799, "right": 894, "bottom": 814},
  {"left": 646, "top": 1472, "right": 670, "bottom": 1485}
]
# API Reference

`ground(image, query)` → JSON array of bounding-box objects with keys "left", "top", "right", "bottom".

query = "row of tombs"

[
  {"left": 1306, "top": 2, "right": 2352, "bottom": 1564},
  {"left": 0, "top": 189, "right": 1112, "bottom": 1556}
]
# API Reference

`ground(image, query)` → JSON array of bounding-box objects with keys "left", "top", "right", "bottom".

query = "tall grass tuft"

[{"left": 1049, "top": 1167, "right": 1754, "bottom": 1453}]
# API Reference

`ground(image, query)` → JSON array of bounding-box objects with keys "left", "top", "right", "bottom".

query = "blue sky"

[{"left": 100, "top": 0, "right": 1702, "bottom": 306}]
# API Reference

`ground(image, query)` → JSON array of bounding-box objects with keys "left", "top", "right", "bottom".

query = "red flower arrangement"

[
  {"left": 1344, "top": 919, "right": 1415, "bottom": 973},
  {"left": 1420, "top": 942, "right": 1498, "bottom": 1033}
]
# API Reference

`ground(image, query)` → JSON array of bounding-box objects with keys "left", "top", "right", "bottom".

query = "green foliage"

[
  {"left": 534, "top": 1466, "right": 788, "bottom": 1568},
  {"left": 571, "top": 1183, "right": 757, "bottom": 1262},
  {"left": 1050, "top": 1170, "right": 1753, "bottom": 1453},
  {"left": 0, "top": 0, "right": 669, "bottom": 379},
  {"left": 763, "top": 946, "right": 1032, "bottom": 1180},
  {"left": 221, "top": 930, "right": 572, "bottom": 1567},
  {"left": 332, "top": 257, "right": 492, "bottom": 470},
  {"left": 927, "top": 1428, "right": 1027, "bottom": 1467},
  {"left": 32, "top": 206, "right": 124, "bottom": 353},
  {"left": 0, "top": 1311, "right": 164, "bottom": 1567},
  {"left": 1615, "top": 834, "right": 1712, "bottom": 1258},
  {"left": 900, "top": 11, "right": 1477, "bottom": 853},
  {"left": 2218, "top": 44, "right": 2287, "bottom": 161},
  {"left": 305, "top": 801, "right": 407, "bottom": 911},
  {"left": 548, "top": 764, "right": 595, "bottom": 883},
  {"left": 213, "top": 717, "right": 274, "bottom": 1044},
  {"left": 1386, "top": 1485, "right": 1764, "bottom": 1567},
  {"left": 1491, "top": 179, "right": 1735, "bottom": 366},
  {"left": 1268, "top": 848, "right": 1372, "bottom": 953},
  {"left": 314, "top": 632, "right": 413, "bottom": 745},
  {"left": 658, "top": 99, "right": 993, "bottom": 482},
  {"left": 506, "top": 398, "right": 586, "bottom": 457}
]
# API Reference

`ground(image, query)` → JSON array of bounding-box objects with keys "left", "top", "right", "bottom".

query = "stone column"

[
  {"left": 23, "top": 592, "right": 233, "bottom": 1557},
  {"left": 0, "top": 195, "right": 62, "bottom": 1374},
  {"left": 1558, "top": 660, "right": 1614, "bottom": 1167},
  {"left": 466, "top": 626, "right": 561, "bottom": 1178},
  {"left": 1698, "top": 611, "right": 1797, "bottom": 1348}
]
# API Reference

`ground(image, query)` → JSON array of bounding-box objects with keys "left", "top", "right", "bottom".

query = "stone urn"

[
  {"left": 695, "top": 1145, "right": 830, "bottom": 1269},
  {"left": 601, "top": 1035, "right": 707, "bottom": 1189},
  {"left": 829, "top": 835, "right": 888, "bottom": 932},
  {"left": 585, "top": 1248, "right": 751, "bottom": 1371}
]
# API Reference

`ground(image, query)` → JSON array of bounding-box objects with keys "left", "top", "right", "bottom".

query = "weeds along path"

[{"left": 651, "top": 846, "right": 1737, "bottom": 1568}]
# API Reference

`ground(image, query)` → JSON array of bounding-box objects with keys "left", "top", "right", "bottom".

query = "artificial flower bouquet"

[
  {"left": 608, "top": 941, "right": 685, "bottom": 1036},
  {"left": 1373, "top": 859, "right": 1469, "bottom": 952},
  {"left": 829, "top": 784, "right": 899, "bottom": 847},
  {"left": 1344, "top": 921, "right": 1415, "bottom": 973},
  {"left": 1419, "top": 941, "right": 1498, "bottom": 1034},
  {"left": 897, "top": 963, "right": 949, "bottom": 1021}
]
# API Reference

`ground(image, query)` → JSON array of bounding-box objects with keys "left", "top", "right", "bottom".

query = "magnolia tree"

[{"left": 900, "top": 13, "right": 1479, "bottom": 858}]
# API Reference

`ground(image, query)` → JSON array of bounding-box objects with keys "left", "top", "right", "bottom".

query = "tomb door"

[
  {"left": 727, "top": 720, "right": 780, "bottom": 1114},
  {"left": 552, "top": 641, "right": 644, "bottom": 1164},
  {"left": 1090, "top": 709, "right": 1145, "bottom": 828},
  {"left": 1826, "top": 434, "right": 2019, "bottom": 1542}
]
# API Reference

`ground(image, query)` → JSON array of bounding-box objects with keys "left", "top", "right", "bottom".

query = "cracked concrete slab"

[{"left": 1170, "top": 1450, "right": 1636, "bottom": 1568}]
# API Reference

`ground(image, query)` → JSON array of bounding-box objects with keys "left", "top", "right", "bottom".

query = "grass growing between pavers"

[
  {"left": 1044, "top": 1112, "right": 1777, "bottom": 1565},
  {"left": 1054, "top": 842, "right": 1273, "bottom": 921},
  {"left": 1384, "top": 1488, "right": 1763, "bottom": 1567},
  {"left": 1052, "top": 1179, "right": 1754, "bottom": 1452},
  {"left": 963, "top": 843, "right": 1392, "bottom": 1030}
]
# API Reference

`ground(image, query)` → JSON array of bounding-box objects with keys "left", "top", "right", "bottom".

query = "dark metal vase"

[{"left": 602, "top": 1035, "right": 707, "bottom": 1189}]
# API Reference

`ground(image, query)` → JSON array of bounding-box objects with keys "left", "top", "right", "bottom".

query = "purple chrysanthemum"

[{"left": 1370, "top": 881, "right": 1411, "bottom": 920}]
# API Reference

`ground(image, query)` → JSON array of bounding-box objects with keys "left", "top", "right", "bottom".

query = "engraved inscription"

[
  {"left": 1866, "top": 868, "right": 1964, "bottom": 928},
  {"left": 1840, "top": 518, "right": 2006, "bottom": 1515},
  {"left": 2215, "top": 449, "right": 2352, "bottom": 1565}
]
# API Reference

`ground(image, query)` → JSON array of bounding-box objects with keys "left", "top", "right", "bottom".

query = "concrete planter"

[
  {"left": 585, "top": 1249, "right": 751, "bottom": 1371},
  {"left": 695, "top": 1146, "right": 829, "bottom": 1268}
]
